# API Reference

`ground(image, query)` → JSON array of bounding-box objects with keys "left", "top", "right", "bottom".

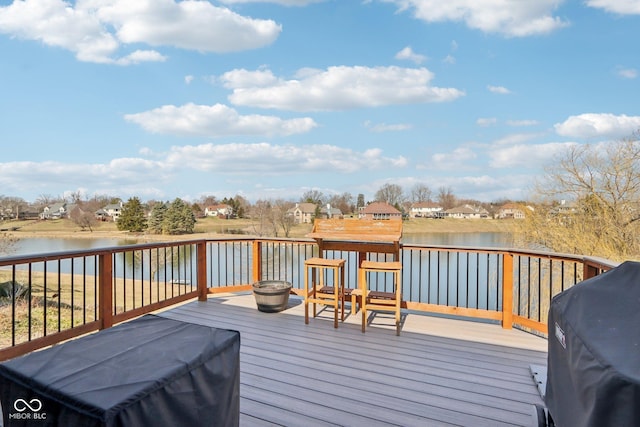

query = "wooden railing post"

[
  {"left": 501, "top": 253, "right": 513, "bottom": 329},
  {"left": 583, "top": 262, "right": 600, "bottom": 281},
  {"left": 197, "top": 241, "right": 208, "bottom": 301},
  {"left": 98, "top": 252, "right": 113, "bottom": 330},
  {"left": 252, "top": 240, "right": 262, "bottom": 284}
]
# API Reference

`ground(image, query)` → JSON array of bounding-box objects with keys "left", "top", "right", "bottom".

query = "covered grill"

[{"left": 544, "top": 261, "right": 640, "bottom": 426}]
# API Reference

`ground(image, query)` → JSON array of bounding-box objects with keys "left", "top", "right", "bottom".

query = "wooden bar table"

[
  {"left": 306, "top": 218, "right": 403, "bottom": 264},
  {"left": 307, "top": 219, "right": 403, "bottom": 314}
]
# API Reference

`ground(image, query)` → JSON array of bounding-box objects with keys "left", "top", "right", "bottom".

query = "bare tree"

[
  {"left": 69, "top": 206, "right": 99, "bottom": 232},
  {"left": 327, "top": 192, "right": 354, "bottom": 215},
  {"left": 301, "top": 190, "right": 325, "bottom": 206},
  {"left": 198, "top": 195, "right": 218, "bottom": 207},
  {"left": 374, "top": 183, "right": 405, "bottom": 207},
  {"left": 437, "top": 186, "right": 457, "bottom": 210},
  {"left": 249, "top": 200, "right": 273, "bottom": 236},
  {"left": 272, "top": 199, "right": 295, "bottom": 237},
  {"left": 0, "top": 196, "right": 27, "bottom": 219},
  {"left": 410, "top": 183, "right": 432, "bottom": 203},
  {"left": 34, "top": 194, "right": 60, "bottom": 209},
  {"left": 517, "top": 134, "right": 640, "bottom": 261}
]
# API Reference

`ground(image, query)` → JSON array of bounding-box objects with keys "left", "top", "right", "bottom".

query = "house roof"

[
  {"left": 206, "top": 204, "right": 231, "bottom": 211},
  {"left": 446, "top": 204, "right": 489, "bottom": 215},
  {"left": 48, "top": 202, "right": 66, "bottom": 211},
  {"left": 288, "top": 203, "right": 317, "bottom": 214},
  {"left": 361, "top": 202, "right": 401, "bottom": 214}
]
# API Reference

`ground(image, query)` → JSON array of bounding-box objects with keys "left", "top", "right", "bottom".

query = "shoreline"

[{"left": 3, "top": 218, "right": 516, "bottom": 241}]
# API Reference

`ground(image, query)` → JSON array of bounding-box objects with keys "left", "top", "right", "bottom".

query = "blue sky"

[{"left": 1, "top": 0, "right": 639, "bottom": 205}]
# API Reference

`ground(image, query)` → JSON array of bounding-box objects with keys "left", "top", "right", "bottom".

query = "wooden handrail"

[{"left": 0, "top": 236, "right": 620, "bottom": 361}]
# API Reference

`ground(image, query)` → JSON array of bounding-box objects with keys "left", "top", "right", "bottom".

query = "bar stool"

[
  {"left": 303, "top": 257, "right": 346, "bottom": 328},
  {"left": 355, "top": 260, "right": 403, "bottom": 335}
]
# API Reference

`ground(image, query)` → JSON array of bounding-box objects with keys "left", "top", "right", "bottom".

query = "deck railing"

[{"left": 0, "top": 237, "right": 616, "bottom": 361}]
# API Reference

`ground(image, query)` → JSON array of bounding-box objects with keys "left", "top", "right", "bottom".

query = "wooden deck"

[{"left": 158, "top": 293, "right": 548, "bottom": 426}]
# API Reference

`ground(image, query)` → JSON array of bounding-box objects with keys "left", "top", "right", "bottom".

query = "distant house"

[
  {"left": 103, "top": 202, "right": 123, "bottom": 222},
  {"left": 41, "top": 202, "right": 75, "bottom": 220},
  {"left": 287, "top": 203, "right": 317, "bottom": 224},
  {"left": 358, "top": 202, "right": 402, "bottom": 220},
  {"left": 318, "top": 204, "right": 342, "bottom": 219},
  {"left": 445, "top": 204, "right": 489, "bottom": 219},
  {"left": 204, "top": 204, "right": 233, "bottom": 218},
  {"left": 410, "top": 201, "right": 443, "bottom": 218},
  {"left": 95, "top": 208, "right": 110, "bottom": 221},
  {"left": 495, "top": 203, "right": 528, "bottom": 220},
  {"left": 18, "top": 208, "right": 40, "bottom": 220}
]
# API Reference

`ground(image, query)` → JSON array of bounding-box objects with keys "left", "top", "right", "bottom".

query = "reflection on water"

[
  {"left": 402, "top": 232, "right": 514, "bottom": 248},
  {"left": 9, "top": 232, "right": 514, "bottom": 257},
  {"left": 11, "top": 238, "right": 139, "bottom": 256}
]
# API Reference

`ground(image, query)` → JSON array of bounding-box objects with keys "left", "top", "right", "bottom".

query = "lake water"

[{"left": 8, "top": 232, "right": 514, "bottom": 257}]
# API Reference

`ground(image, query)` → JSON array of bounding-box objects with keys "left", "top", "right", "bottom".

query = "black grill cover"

[
  {"left": 0, "top": 314, "right": 240, "bottom": 427},
  {"left": 546, "top": 261, "right": 640, "bottom": 427}
]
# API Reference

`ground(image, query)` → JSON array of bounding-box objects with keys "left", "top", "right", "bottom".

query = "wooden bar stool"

[
  {"left": 355, "top": 260, "right": 403, "bottom": 335},
  {"left": 304, "top": 257, "right": 346, "bottom": 328}
]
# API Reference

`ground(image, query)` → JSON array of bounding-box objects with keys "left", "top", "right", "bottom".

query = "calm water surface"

[{"left": 9, "top": 232, "right": 514, "bottom": 257}]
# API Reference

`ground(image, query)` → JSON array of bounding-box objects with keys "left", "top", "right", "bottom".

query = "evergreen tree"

[
  {"left": 117, "top": 197, "right": 147, "bottom": 232},
  {"left": 163, "top": 198, "right": 196, "bottom": 235},
  {"left": 148, "top": 202, "right": 168, "bottom": 234}
]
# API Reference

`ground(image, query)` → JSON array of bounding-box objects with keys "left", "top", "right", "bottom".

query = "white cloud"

[
  {"left": 477, "top": 117, "right": 497, "bottom": 127},
  {"left": 489, "top": 142, "right": 577, "bottom": 168},
  {"left": 0, "top": 143, "right": 407, "bottom": 200},
  {"left": 395, "top": 46, "right": 427, "bottom": 64},
  {"left": 430, "top": 147, "right": 476, "bottom": 169},
  {"left": 364, "top": 121, "right": 413, "bottom": 132},
  {"left": 185, "top": 75, "right": 194, "bottom": 84},
  {"left": 554, "top": 113, "right": 640, "bottom": 139},
  {"left": 0, "top": 0, "right": 281, "bottom": 64},
  {"left": 585, "top": 0, "right": 640, "bottom": 14},
  {"left": 0, "top": 159, "right": 172, "bottom": 198},
  {"left": 384, "top": 0, "right": 569, "bottom": 37},
  {"left": 163, "top": 143, "right": 408, "bottom": 173},
  {"left": 488, "top": 85, "right": 512, "bottom": 94},
  {"left": 115, "top": 50, "right": 167, "bottom": 65},
  {"left": 443, "top": 54, "right": 456, "bottom": 64},
  {"left": 616, "top": 67, "right": 638, "bottom": 79},
  {"left": 221, "top": 66, "right": 465, "bottom": 112},
  {"left": 218, "top": 0, "right": 323, "bottom": 5},
  {"left": 124, "top": 103, "right": 318, "bottom": 137},
  {"left": 493, "top": 132, "right": 542, "bottom": 146},
  {"left": 92, "top": 0, "right": 281, "bottom": 53},
  {"left": 506, "top": 119, "right": 539, "bottom": 126}
]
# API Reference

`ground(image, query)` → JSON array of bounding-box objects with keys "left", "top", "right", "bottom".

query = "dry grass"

[{"left": 0, "top": 268, "right": 193, "bottom": 346}]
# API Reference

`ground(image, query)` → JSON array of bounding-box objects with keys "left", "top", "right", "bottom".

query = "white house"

[
  {"left": 445, "top": 204, "right": 489, "bottom": 219},
  {"left": 286, "top": 203, "right": 317, "bottom": 224},
  {"left": 495, "top": 203, "right": 528, "bottom": 219},
  {"left": 204, "top": 204, "right": 233, "bottom": 218},
  {"left": 103, "top": 202, "right": 123, "bottom": 221},
  {"left": 41, "top": 202, "right": 75, "bottom": 219},
  {"left": 410, "top": 201, "right": 443, "bottom": 218}
]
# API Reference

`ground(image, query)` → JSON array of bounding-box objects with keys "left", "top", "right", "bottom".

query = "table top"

[{"left": 307, "top": 218, "right": 402, "bottom": 244}]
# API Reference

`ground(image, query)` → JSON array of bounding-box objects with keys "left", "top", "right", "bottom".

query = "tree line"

[{"left": 2, "top": 131, "right": 640, "bottom": 259}]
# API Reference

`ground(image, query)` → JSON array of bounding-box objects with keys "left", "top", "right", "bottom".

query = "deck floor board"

[{"left": 157, "top": 293, "right": 548, "bottom": 426}]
